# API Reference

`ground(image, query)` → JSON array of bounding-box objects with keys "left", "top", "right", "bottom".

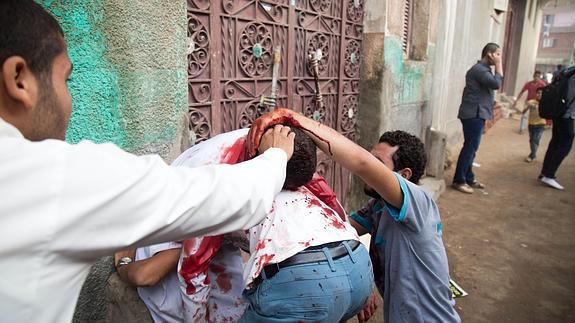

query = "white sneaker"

[{"left": 540, "top": 176, "right": 565, "bottom": 190}]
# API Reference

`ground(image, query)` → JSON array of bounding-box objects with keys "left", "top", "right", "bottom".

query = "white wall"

[{"left": 429, "top": 0, "right": 499, "bottom": 150}]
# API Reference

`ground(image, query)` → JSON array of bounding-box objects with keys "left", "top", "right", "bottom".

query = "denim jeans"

[
  {"left": 239, "top": 242, "right": 373, "bottom": 323},
  {"left": 541, "top": 118, "right": 575, "bottom": 178},
  {"left": 528, "top": 125, "right": 545, "bottom": 159},
  {"left": 453, "top": 118, "right": 485, "bottom": 184}
]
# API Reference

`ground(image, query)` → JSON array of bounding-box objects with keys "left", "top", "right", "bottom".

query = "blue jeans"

[
  {"left": 453, "top": 118, "right": 485, "bottom": 184},
  {"left": 239, "top": 242, "right": 373, "bottom": 323},
  {"left": 541, "top": 118, "right": 574, "bottom": 178},
  {"left": 528, "top": 125, "right": 545, "bottom": 159}
]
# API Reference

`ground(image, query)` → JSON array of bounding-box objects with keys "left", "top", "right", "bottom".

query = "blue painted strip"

[
  {"left": 350, "top": 212, "right": 373, "bottom": 232},
  {"left": 394, "top": 173, "right": 409, "bottom": 222}
]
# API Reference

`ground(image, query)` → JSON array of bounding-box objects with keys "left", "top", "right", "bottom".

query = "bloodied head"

[{"left": 283, "top": 128, "right": 317, "bottom": 190}]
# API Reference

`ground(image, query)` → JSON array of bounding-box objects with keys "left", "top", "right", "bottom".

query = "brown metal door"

[{"left": 187, "top": 0, "right": 364, "bottom": 204}]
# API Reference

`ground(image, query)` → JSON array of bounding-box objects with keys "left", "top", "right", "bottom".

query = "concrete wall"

[
  {"left": 510, "top": 0, "right": 544, "bottom": 96},
  {"left": 38, "top": 1, "right": 188, "bottom": 321},
  {"left": 39, "top": 0, "right": 190, "bottom": 161},
  {"left": 347, "top": 0, "right": 437, "bottom": 211},
  {"left": 428, "top": 0, "right": 508, "bottom": 162}
]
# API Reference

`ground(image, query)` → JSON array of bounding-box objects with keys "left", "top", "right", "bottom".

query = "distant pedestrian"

[
  {"left": 515, "top": 71, "right": 550, "bottom": 134},
  {"left": 452, "top": 43, "right": 504, "bottom": 194},
  {"left": 539, "top": 65, "right": 575, "bottom": 190},
  {"left": 516, "top": 71, "right": 547, "bottom": 102},
  {"left": 520, "top": 87, "right": 546, "bottom": 162}
]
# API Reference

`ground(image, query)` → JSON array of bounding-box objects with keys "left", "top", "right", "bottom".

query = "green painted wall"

[
  {"left": 38, "top": 0, "right": 188, "bottom": 160},
  {"left": 39, "top": 0, "right": 125, "bottom": 146},
  {"left": 384, "top": 36, "right": 428, "bottom": 105}
]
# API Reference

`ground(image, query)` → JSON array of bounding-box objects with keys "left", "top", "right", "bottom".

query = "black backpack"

[{"left": 539, "top": 66, "right": 575, "bottom": 119}]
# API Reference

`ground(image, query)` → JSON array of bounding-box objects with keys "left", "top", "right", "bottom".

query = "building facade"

[{"left": 535, "top": 0, "right": 575, "bottom": 74}]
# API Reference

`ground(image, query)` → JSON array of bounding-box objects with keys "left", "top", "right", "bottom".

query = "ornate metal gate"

[{"left": 187, "top": 0, "right": 364, "bottom": 204}]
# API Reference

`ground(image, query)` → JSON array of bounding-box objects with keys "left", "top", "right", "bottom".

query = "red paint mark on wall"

[{"left": 218, "top": 137, "right": 247, "bottom": 164}]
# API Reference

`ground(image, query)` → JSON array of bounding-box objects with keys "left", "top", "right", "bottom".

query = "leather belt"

[{"left": 253, "top": 240, "right": 361, "bottom": 286}]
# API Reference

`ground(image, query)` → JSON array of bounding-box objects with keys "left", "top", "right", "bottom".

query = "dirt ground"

[
  {"left": 350, "top": 118, "right": 575, "bottom": 323},
  {"left": 442, "top": 118, "right": 575, "bottom": 323}
]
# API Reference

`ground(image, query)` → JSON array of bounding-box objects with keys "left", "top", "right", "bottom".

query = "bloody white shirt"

[{"left": 173, "top": 129, "right": 360, "bottom": 289}]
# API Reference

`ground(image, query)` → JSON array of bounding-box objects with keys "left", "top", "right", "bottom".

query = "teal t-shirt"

[{"left": 351, "top": 174, "right": 460, "bottom": 323}]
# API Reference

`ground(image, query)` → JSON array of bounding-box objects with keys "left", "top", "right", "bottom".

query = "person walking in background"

[
  {"left": 516, "top": 71, "right": 548, "bottom": 102},
  {"left": 515, "top": 71, "right": 548, "bottom": 134},
  {"left": 539, "top": 65, "right": 575, "bottom": 190},
  {"left": 452, "top": 43, "right": 504, "bottom": 194},
  {"left": 520, "top": 87, "right": 546, "bottom": 162}
]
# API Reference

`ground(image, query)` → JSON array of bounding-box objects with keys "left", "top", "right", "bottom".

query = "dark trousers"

[
  {"left": 528, "top": 125, "right": 545, "bottom": 159},
  {"left": 453, "top": 118, "right": 485, "bottom": 184},
  {"left": 541, "top": 118, "right": 575, "bottom": 178}
]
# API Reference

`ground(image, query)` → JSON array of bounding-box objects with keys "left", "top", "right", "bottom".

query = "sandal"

[{"left": 468, "top": 181, "right": 485, "bottom": 189}]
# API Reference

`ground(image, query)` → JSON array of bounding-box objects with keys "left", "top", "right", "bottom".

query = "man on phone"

[{"left": 452, "top": 43, "right": 504, "bottom": 194}]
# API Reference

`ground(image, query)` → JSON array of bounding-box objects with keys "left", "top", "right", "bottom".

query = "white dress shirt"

[{"left": 0, "top": 117, "right": 287, "bottom": 322}]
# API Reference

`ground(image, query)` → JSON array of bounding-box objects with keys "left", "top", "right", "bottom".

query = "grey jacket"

[{"left": 457, "top": 61, "right": 503, "bottom": 120}]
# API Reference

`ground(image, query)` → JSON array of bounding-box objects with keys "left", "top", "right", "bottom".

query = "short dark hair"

[
  {"left": 284, "top": 128, "right": 317, "bottom": 189},
  {"left": 481, "top": 43, "right": 500, "bottom": 58},
  {"left": 379, "top": 130, "right": 426, "bottom": 184},
  {"left": 0, "top": 0, "right": 65, "bottom": 79},
  {"left": 534, "top": 70, "right": 542, "bottom": 76}
]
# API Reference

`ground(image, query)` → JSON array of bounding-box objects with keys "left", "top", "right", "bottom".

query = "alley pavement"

[{"left": 441, "top": 118, "right": 575, "bottom": 322}]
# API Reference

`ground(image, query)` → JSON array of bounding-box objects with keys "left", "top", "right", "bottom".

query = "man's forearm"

[{"left": 291, "top": 113, "right": 404, "bottom": 208}]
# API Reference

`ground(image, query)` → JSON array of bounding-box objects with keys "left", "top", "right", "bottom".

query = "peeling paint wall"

[
  {"left": 39, "top": 0, "right": 189, "bottom": 161},
  {"left": 37, "top": 2, "right": 188, "bottom": 321},
  {"left": 348, "top": 0, "right": 437, "bottom": 211}
]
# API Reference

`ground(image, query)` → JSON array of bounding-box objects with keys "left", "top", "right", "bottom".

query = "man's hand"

[
  {"left": 114, "top": 249, "right": 136, "bottom": 267},
  {"left": 357, "top": 290, "right": 379, "bottom": 322},
  {"left": 257, "top": 124, "right": 295, "bottom": 160},
  {"left": 246, "top": 108, "right": 299, "bottom": 158},
  {"left": 490, "top": 51, "right": 503, "bottom": 75}
]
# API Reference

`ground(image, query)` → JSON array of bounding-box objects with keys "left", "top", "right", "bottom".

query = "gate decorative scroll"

[{"left": 187, "top": 0, "right": 364, "bottom": 204}]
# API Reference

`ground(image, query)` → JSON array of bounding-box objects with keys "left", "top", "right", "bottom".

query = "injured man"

[{"left": 175, "top": 126, "right": 374, "bottom": 322}]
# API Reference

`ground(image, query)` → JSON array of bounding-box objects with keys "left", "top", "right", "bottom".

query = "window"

[
  {"left": 543, "top": 14, "right": 555, "bottom": 26},
  {"left": 542, "top": 37, "right": 556, "bottom": 48},
  {"left": 401, "top": 0, "right": 413, "bottom": 55}
]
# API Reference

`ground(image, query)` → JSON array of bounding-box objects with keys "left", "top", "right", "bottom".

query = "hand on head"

[
  {"left": 256, "top": 124, "right": 295, "bottom": 160},
  {"left": 246, "top": 108, "right": 299, "bottom": 158}
]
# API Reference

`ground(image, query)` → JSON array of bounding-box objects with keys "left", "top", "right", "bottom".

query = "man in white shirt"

[{"left": 0, "top": 1, "right": 294, "bottom": 322}]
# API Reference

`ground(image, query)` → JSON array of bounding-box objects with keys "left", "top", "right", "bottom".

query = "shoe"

[
  {"left": 540, "top": 176, "right": 564, "bottom": 190},
  {"left": 468, "top": 181, "right": 486, "bottom": 189},
  {"left": 524, "top": 156, "right": 533, "bottom": 163},
  {"left": 452, "top": 183, "right": 474, "bottom": 194}
]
